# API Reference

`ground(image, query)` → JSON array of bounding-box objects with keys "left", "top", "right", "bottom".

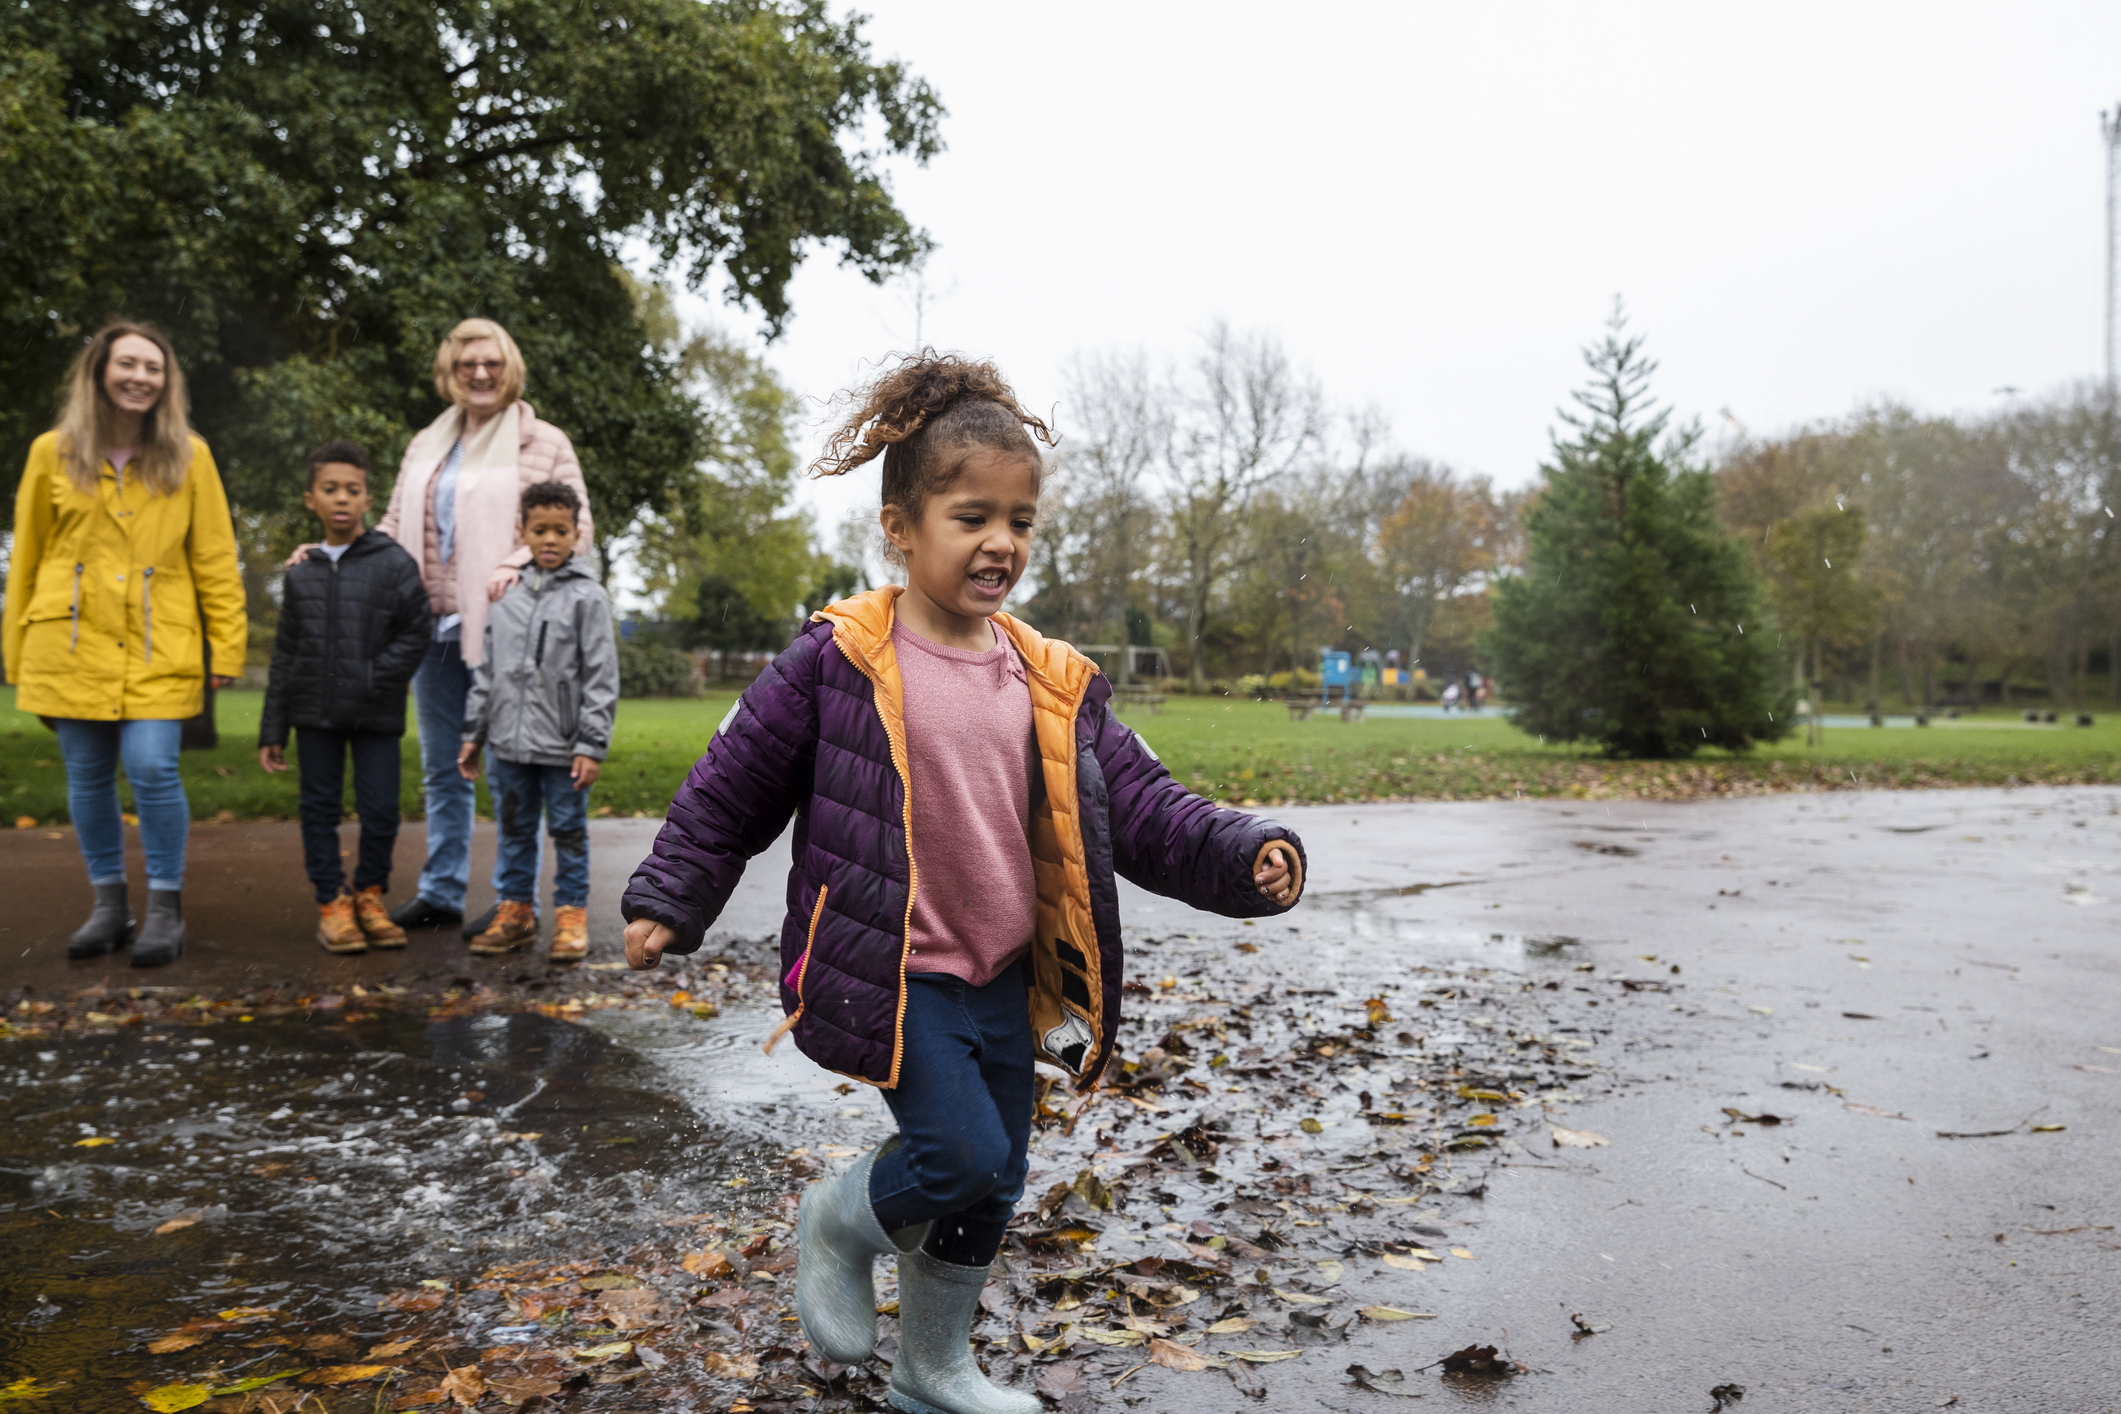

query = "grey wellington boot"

[
  {"left": 796, "top": 1145, "right": 929, "bottom": 1364},
  {"left": 68, "top": 883, "right": 134, "bottom": 958},
  {"left": 886, "top": 1248, "right": 1039, "bottom": 1414},
  {"left": 129, "top": 890, "right": 186, "bottom": 968}
]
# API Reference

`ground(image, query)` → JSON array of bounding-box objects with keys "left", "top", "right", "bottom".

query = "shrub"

[{"left": 618, "top": 640, "right": 701, "bottom": 698}]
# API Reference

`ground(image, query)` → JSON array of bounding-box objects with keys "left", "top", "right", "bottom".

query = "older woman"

[
  {"left": 5, "top": 322, "right": 247, "bottom": 967},
  {"left": 380, "top": 319, "right": 594, "bottom": 934}
]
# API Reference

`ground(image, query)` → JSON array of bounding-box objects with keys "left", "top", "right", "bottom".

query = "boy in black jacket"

[{"left": 261, "top": 441, "right": 432, "bottom": 953}]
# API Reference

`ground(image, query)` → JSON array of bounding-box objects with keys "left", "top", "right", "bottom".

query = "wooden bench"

[
  {"left": 1112, "top": 686, "right": 1167, "bottom": 715},
  {"left": 1286, "top": 699, "right": 1314, "bottom": 721}
]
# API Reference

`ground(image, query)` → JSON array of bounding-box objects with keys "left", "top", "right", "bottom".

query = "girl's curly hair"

[{"left": 811, "top": 351, "right": 1057, "bottom": 520}]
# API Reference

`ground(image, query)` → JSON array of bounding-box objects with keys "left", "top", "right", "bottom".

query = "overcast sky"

[{"left": 669, "top": 1, "right": 2121, "bottom": 545}]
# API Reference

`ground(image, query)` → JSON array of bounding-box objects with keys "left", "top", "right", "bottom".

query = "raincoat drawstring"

[
  {"left": 69, "top": 563, "right": 83, "bottom": 652},
  {"left": 141, "top": 566, "right": 154, "bottom": 664}
]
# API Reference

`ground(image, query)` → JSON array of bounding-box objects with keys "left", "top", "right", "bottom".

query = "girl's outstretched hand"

[
  {"left": 625, "top": 917, "right": 676, "bottom": 970},
  {"left": 1255, "top": 842, "right": 1298, "bottom": 905}
]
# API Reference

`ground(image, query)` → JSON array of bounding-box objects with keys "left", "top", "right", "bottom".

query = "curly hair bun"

[{"left": 811, "top": 351, "right": 1056, "bottom": 518}]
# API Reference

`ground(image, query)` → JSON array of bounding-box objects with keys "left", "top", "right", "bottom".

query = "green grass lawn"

[
  {"left": 5, "top": 685, "right": 2117, "bottom": 824},
  {"left": 0, "top": 686, "right": 739, "bottom": 824}
]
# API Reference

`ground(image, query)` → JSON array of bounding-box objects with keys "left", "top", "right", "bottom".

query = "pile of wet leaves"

[{"left": 2, "top": 924, "right": 1670, "bottom": 1409}]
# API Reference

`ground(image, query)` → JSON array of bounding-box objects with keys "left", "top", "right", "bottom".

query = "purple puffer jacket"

[{"left": 621, "top": 588, "right": 1306, "bottom": 1091}]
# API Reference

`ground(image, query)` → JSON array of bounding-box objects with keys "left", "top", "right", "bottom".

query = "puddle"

[{"left": 0, "top": 1009, "right": 780, "bottom": 1407}]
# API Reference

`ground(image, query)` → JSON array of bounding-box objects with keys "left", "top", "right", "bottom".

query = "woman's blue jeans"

[
  {"left": 52, "top": 718, "right": 188, "bottom": 891},
  {"left": 410, "top": 640, "right": 519, "bottom": 912}
]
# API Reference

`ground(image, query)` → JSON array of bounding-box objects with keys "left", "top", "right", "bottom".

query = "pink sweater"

[{"left": 896, "top": 619, "right": 1038, "bottom": 986}]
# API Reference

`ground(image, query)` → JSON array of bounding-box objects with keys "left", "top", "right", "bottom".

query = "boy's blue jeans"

[
  {"left": 52, "top": 718, "right": 187, "bottom": 891},
  {"left": 489, "top": 756, "right": 589, "bottom": 907},
  {"left": 868, "top": 962, "right": 1035, "bottom": 1267}
]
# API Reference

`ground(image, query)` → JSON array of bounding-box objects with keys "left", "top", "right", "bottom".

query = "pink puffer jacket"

[{"left": 377, "top": 400, "right": 594, "bottom": 667}]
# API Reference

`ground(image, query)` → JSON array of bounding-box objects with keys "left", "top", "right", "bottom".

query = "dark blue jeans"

[
  {"left": 868, "top": 963, "right": 1035, "bottom": 1267},
  {"left": 296, "top": 727, "right": 401, "bottom": 903},
  {"left": 489, "top": 756, "right": 590, "bottom": 907}
]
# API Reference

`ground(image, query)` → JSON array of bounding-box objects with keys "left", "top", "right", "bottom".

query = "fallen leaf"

[
  {"left": 680, "top": 1250, "right": 732, "bottom": 1278},
  {"left": 1569, "top": 1312, "right": 1613, "bottom": 1335},
  {"left": 392, "top": 1392, "right": 447, "bottom": 1410},
  {"left": 1205, "top": 1317, "right": 1254, "bottom": 1334},
  {"left": 0, "top": 1379, "right": 63, "bottom": 1403},
  {"left": 1438, "top": 1343, "right": 1514, "bottom": 1375},
  {"left": 438, "top": 1365, "right": 485, "bottom": 1407},
  {"left": 1450, "top": 1248, "right": 1475, "bottom": 1260},
  {"left": 701, "top": 1352, "right": 759, "bottom": 1378},
  {"left": 1037, "top": 1361, "right": 1087, "bottom": 1398},
  {"left": 595, "top": 1287, "right": 663, "bottom": 1330},
  {"left": 1722, "top": 1109, "right": 1787, "bottom": 1126},
  {"left": 1844, "top": 1103, "right": 1910, "bottom": 1120},
  {"left": 1314, "top": 1260, "right": 1344, "bottom": 1282},
  {"left": 367, "top": 1338, "right": 420, "bottom": 1359},
  {"left": 138, "top": 1384, "right": 213, "bottom": 1412},
  {"left": 1299, "top": 1118, "right": 1323, "bottom": 1134},
  {"left": 1347, "top": 1364, "right": 1423, "bottom": 1397},
  {"left": 1380, "top": 1253, "right": 1427, "bottom": 1271},
  {"left": 1710, "top": 1382, "right": 1747, "bottom": 1409},
  {"left": 209, "top": 1374, "right": 299, "bottom": 1395},
  {"left": 569, "top": 1342, "right": 633, "bottom": 1361},
  {"left": 153, "top": 1217, "right": 199, "bottom": 1236},
  {"left": 1748, "top": 1005, "right": 1774, "bottom": 1016},
  {"left": 378, "top": 1290, "right": 444, "bottom": 1313},
  {"left": 1551, "top": 1127, "right": 1609, "bottom": 1148},
  {"left": 73, "top": 1136, "right": 117, "bottom": 1148},
  {"left": 1084, "top": 1328, "right": 1145, "bottom": 1347},
  {"left": 1273, "top": 1289, "right": 1332, "bottom": 1304},
  {"left": 301, "top": 1366, "right": 395, "bottom": 1386},
  {"left": 2030, "top": 1124, "right": 2067, "bottom": 1133},
  {"left": 484, "top": 1374, "right": 562, "bottom": 1404},
  {"left": 1358, "top": 1307, "right": 1435, "bottom": 1321},
  {"left": 147, "top": 1332, "right": 209, "bottom": 1354},
  {"left": 216, "top": 1307, "right": 282, "bottom": 1323},
  {"left": 1148, "top": 1337, "right": 1211, "bottom": 1372},
  {"left": 1468, "top": 1113, "right": 1498, "bottom": 1127},
  {"left": 1455, "top": 1087, "right": 1508, "bottom": 1102},
  {"left": 1230, "top": 1350, "right": 1303, "bottom": 1363}
]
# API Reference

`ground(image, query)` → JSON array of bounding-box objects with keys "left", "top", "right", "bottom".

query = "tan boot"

[
  {"left": 549, "top": 905, "right": 589, "bottom": 963},
  {"left": 316, "top": 892, "right": 367, "bottom": 954},
  {"left": 353, "top": 886, "right": 407, "bottom": 948},
  {"left": 468, "top": 900, "right": 537, "bottom": 956}
]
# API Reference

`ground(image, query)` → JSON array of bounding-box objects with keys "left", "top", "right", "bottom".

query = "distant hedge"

[{"left": 618, "top": 642, "right": 701, "bottom": 699}]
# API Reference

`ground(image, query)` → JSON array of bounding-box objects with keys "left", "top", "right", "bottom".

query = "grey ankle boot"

[
  {"left": 68, "top": 883, "right": 134, "bottom": 959},
  {"left": 130, "top": 890, "right": 185, "bottom": 968},
  {"left": 796, "top": 1145, "right": 928, "bottom": 1364},
  {"left": 887, "top": 1248, "right": 1038, "bottom": 1414}
]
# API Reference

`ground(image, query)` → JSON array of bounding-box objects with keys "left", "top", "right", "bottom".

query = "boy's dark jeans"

[
  {"left": 296, "top": 727, "right": 401, "bottom": 904},
  {"left": 868, "top": 962, "right": 1035, "bottom": 1267}
]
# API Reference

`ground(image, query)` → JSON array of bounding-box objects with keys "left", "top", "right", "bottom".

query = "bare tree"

[
  {"left": 1374, "top": 461, "right": 1502, "bottom": 674},
  {"left": 1163, "top": 324, "right": 1323, "bottom": 690}
]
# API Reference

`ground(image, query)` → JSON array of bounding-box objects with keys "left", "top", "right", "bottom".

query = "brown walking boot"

[
  {"left": 549, "top": 905, "right": 589, "bottom": 963},
  {"left": 316, "top": 892, "right": 367, "bottom": 954},
  {"left": 354, "top": 886, "right": 407, "bottom": 948},
  {"left": 468, "top": 900, "right": 537, "bottom": 956}
]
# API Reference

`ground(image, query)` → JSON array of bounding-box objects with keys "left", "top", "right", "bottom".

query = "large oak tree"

[{"left": 0, "top": 0, "right": 941, "bottom": 545}]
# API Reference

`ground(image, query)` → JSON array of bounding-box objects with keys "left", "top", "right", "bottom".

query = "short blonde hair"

[{"left": 431, "top": 318, "right": 526, "bottom": 408}]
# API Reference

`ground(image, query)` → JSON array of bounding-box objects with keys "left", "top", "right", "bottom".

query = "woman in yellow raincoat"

[{"left": 4, "top": 322, "right": 246, "bottom": 967}]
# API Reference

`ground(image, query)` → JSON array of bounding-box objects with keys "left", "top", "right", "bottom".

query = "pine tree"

[{"left": 1486, "top": 309, "right": 1790, "bottom": 757}]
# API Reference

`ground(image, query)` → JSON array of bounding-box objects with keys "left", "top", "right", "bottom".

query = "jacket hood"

[
  {"left": 523, "top": 555, "right": 595, "bottom": 585},
  {"left": 305, "top": 528, "right": 396, "bottom": 562},
  {"left": 813, "top": 586, "right": 1098, "bottom": 704}
]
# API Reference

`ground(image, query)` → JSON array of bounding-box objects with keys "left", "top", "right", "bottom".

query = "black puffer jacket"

[{"left": 260, "top": 530, "right": 432, "bottom": 744}]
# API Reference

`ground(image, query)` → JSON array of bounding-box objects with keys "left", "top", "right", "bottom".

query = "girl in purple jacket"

[{"left": 621, "top": 354, "right": 1304, "bottom": 1414}]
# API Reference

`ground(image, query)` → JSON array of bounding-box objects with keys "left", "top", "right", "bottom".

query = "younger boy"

[
  {"left": 458, "top": 481, "right": 619, "bottom": 962},
  {"left": 261, "top": 440, "right": 433, "bottom": 952}
]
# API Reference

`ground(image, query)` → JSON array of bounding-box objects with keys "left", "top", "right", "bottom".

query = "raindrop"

[{"left": 1824, "top": 558, "right": 1832, "bottom": 568}]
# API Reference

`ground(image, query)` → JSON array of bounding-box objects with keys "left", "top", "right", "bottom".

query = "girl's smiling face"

[{"left": 883, "top": 448, "right": 1039, "bottom": 642}]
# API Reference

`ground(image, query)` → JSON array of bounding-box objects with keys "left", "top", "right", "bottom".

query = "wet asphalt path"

[{"left": 5, "top": 787, "right": 2120, "bottom": 1411}]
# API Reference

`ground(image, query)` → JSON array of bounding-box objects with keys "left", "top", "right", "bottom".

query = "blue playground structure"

[{"left": 1319, "top": 649, "right": 1357, "bottom": 705}]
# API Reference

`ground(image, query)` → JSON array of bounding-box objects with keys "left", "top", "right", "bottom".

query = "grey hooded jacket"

[{"left": 464, "top": 556, "right": 620, "bottom": 766}]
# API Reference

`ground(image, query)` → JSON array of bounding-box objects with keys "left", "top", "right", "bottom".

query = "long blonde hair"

[
  {"left": 54, "top": 321, "right": 195, "bottom": 495},
  {"left": 431, "top": 318, "right": 527, "bottom": 408}
]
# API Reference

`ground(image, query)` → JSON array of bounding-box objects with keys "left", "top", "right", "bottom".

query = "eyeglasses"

[{"left": 454, "top": 359, "right": 505, "bottom": 375}]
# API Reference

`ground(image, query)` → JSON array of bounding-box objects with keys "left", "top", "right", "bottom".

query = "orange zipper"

[{"left": 763, "top": 883, "right": 828, "bottom": 1056}]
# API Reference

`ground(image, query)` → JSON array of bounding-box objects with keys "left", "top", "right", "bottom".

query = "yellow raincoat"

[{"left": 5, "top": 431, "right": 247, "bottom": 720}]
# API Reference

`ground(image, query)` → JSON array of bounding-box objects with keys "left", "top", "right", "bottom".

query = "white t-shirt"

[{"left": 318, "top": 541, "right": 352, "bottom": 563}]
